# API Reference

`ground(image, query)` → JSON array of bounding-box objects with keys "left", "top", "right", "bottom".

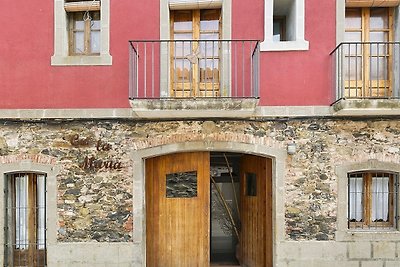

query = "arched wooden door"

[
  {"left": 146, "top": 152, "right": 210, "bottom": 267},
  {"left": 240, "top": 155, "right": 273, "bottom": 267}
]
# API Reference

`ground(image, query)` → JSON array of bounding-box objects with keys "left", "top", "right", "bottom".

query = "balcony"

[
  {"left": 331, "top": 42, "right": 400, "bottom": 115},
  {"left": 128, "top": 40, "right": 260, "bottom": 118}
]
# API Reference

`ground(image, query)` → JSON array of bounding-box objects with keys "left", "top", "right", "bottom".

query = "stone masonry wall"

[{"left": 0, "top": 118, "right": 399, "bottom": 242}]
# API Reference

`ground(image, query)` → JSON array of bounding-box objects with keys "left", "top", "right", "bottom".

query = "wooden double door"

[{"left": 145, "top": 152, "right": 272, "bottom": 267}]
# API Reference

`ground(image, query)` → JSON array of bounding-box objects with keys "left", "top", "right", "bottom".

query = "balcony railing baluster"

[
  {"left": 331, "top": 42, "right": 400, "bottom": 101},
  {"left": 129, "top": 40, "right": 259, "bottom": 100}
]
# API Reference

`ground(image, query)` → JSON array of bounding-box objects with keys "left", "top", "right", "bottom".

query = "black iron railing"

[
  {"left": 331, "top": 42, "right": 400, "bottom": 100},
  {"left": 129, "top": 40, "right": 260, "bottom": 99}
]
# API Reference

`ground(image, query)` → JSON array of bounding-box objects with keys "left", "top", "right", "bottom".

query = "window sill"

[
  {"left": 51, "top": 54, "right": 112, "bottom": 66},
  {"left": 336, "top": 230, "right": 400, "bottom": 242},
  {"left": 260, "top": 40, "right": 309, "bottom": 52},
  {"left": 332, "top": 98, "right": 400, "bottom": 116}
]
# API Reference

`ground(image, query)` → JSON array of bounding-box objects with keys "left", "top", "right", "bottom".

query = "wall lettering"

[{"left": 68, "top": 134, "right": 123, "bottom": 172}]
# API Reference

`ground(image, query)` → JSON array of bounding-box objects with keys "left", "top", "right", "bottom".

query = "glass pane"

[
  {"left": 344, "top": 56, "right": 362, "bottom": 80},
  {"left": 344, "top": 31, "right": 362, "bottom": 43},
  {"left": 91, "top": 20, "right": 101, "bottom": 31},
  {"left": 199, "top": 38, "right": 219, "bottom": 56},
  {"left": 200, "top": 9, "right": 220, "bottom": 22},
  {"left": 174, "top": 40, "right": 192, "bottom": 57},
  {"left": 200, "top": 20, "right": 219, "bottom": 31},
  {"left": 343, "top": 42, "right": 363, "bottom": 56},
  {"left": 372, "top": 42, "right": 389, "bottom": 56},
  {"left": 273, "top": 21, "right": 283, "bottom": 42},
  {"left": 246, "top": 173, "right": 257, "bottom": 196},
  {"left": 345, "top": 8, "right": 362, "bottom": 29},
  {"left": 166, "top": 171, "right": 197, "bottom": 198},
  {"left": 370, "top": 8, "right": 388, "bottom": 29},
  {"left": 200, "top": 33, "right": 219, "bottom": 41},
  {"left": 199, "top": 59, "right": 219, "bottom": 82},
  {"left": 174, "top": 10, "right": 192, "bottom": 31},
  {"left": 173, "top": 59, "right": 191, "bottom": 82},
  {"left": 15, "top": 175, "right": 29, "bottom": 249},
  {"left": 174, "top": 21, "right": 193, "bottom": 31},
  {"left": 371, "top": 176, "right": 390, "bottom": 222},
  {"left": 174, "top": 33, "right": 193, "bottom": 41},
  {"left": 370, "top": 57, "right": 388, "bottom": 80},
  {"left": 75, "top": 20, "right": 85, "bottom": 30},
  {"left": 370, "top": 32, "right": 388, "bottom": 42},
  {"left": 74, "top": 32, "right": 84, "bottom": 54},
  {"left": 348, "top": 176, "right": 363, "bottom": 222},
  {"left": 91, "top": 31, "right": 100, "bottom": 53}
]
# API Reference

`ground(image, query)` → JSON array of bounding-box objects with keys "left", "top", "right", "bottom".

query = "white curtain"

[
  {"left": 371, "top": 176, "right": 390, "bottom": 222},
  {"left": 15, "top": 175, "right": 28, "bottom": 249},
  {"left": 37, "top": 175, "right": 46, "bottom": 249},
  {"left": 14, "top": 174, "right": 46, "bottom": 249},
  {"left": 349, "top": 177, "right": 363, "bottom": 221}
]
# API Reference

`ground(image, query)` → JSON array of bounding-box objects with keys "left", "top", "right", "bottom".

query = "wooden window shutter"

[
  {"left": 64, "top": 0, "right": 101, "bottom": 12},
  {"left": 346, "top": 0, "right": 400, "bottom": 7}
]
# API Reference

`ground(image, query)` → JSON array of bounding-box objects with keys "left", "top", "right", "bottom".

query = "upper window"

[
  {"left": 68, "top": 11, "right": 101, "bottom": 56},
  {"left": 348, "top": 171, "right": 398, "bottom": 230},
  {"left": 4, "top": 173, "right": 47, "bottom": 266},
  {"left": 51, "top": 0, "right": 112, "bottom": 66},
  {"left": 343, "top": 7, "right": 394, "bottom": 98},
  {"left": 261, "top": 0, "right": 309, "bottom": 51}
]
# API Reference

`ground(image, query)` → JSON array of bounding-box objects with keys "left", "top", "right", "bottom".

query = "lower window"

[
  {"left": 348, "top": 171, "right": 398, "bottom": 230},
  {"left": 4, "top": 173, "right": 47, "bottom": 267}
]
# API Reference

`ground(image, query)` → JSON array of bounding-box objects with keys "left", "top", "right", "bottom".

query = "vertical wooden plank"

[
  {"left": 193, "top": 10, "right": 200, "bottom": 96},
  {"left": 145, "top": 158, "right": 154, "bottom": 267},
  {"left": 146, "top": 152, "right": 210, "bottom": 267},
  {"left": 240, "top": 155, "right": 272, "bottom": 267}
]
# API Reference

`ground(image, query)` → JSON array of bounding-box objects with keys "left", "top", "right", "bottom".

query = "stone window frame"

[
  {"left": 51, "top": 0, "right": 112, "bottom": 66},
  {"left": 0, "top": 160, "right": 59, "bottom": 263},
  {"left": 336, "top": 160, "right": 400, "bottom": 241},
  {"left": 260, "top": 0, "right": 309, "bottom": 51}
]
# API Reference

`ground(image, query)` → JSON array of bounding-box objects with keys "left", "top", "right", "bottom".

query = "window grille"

[
  {"left": 348, "top": 171, "right": 398, "bottom": 230},
  {"left": 4, "top": 173, "right": 47, "bottom": 267}
]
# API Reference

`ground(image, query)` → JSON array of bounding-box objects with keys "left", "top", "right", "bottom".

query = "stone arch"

[{"left": 130, "top": 140, "right": 287, "bottom": 266}]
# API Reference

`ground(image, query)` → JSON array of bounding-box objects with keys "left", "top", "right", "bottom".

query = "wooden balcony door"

[
  {"left": 344, "top": 7, "right": 394, "bottom": 97},
  {"left": 170, "top": 9, "right": 221, "bottom": 97},
  {"left": 146, "top": 152, "right": 210, "bottom": 267}
]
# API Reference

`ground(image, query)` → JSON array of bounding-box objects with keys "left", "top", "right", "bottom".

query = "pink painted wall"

[
  {"left": 232, "top": 0, "right": 336, "bottom": 106},
  {"left": 0, "top": 0, "right": 335, "bottom": 108},
  {"left": 0, "top": 0, "right": 159, "bottom": 109}
]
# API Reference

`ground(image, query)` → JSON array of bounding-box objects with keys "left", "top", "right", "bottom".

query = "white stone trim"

[
  {"left": 51, "top": 0, "right": 112, "bottom": 66},
  {"left": 336, "top": 0, "right": 346, "bottom": 45},
  {"left": 0, "top": 157, "right": 60, "bottom": 266},
  {"left": 260, "top": 0, "right": 309, "bottom": 52},
  {"left": 335, "top": 160, "right": 400, "bottom": 242},
  {"left": 131, "top": 141, "right": 287, "bottom": 266}
]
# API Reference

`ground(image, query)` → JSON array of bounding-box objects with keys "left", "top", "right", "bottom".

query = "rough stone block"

[
  {"left": 360, "top": 261, "right": 384, "bottom": 267},
  {"left": 386, "top": 260, "right": 400, "bottom": 267},
  {"left": 372, "top": 242, "right": 396, "bottom": 259},
  {"left": 349, "top": 242, "right": 371, "bottom": 259}
]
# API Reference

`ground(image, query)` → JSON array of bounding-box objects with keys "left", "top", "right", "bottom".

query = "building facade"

[{"left": 0, "top": 0, "right": 400, "bottom": 266}]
